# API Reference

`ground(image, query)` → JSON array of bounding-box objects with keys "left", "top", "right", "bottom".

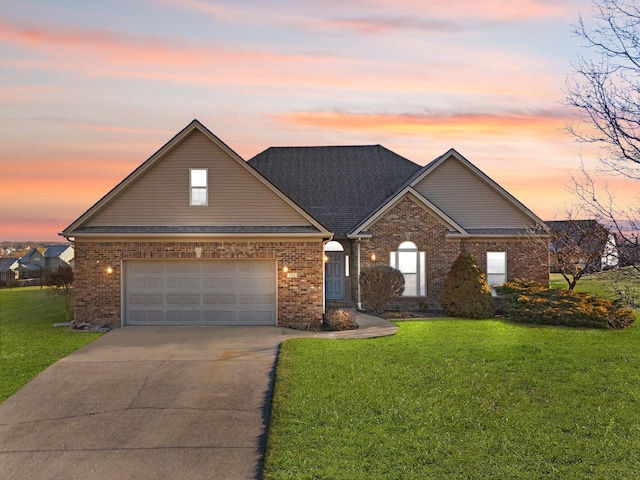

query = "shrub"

[
  {"left": 441, "top": 251, "right": 495, "bottom": 319},
  {"left": 361, "top": 265, "right": 405, "bottom": 314},
  {"left": 324, "top": 308, "right": 357, "bottom": 331},
  {"left": 497, "top": 279, "right": 635, "bottom": 329}
]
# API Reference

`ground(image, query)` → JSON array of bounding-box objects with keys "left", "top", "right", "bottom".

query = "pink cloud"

[{"left": 273, "top": 109, "right": 570, "bottom": 139}]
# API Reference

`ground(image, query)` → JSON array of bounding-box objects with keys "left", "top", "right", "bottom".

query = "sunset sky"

[{"left": 1, "top": 0, "right": 637, "bottom": 241}]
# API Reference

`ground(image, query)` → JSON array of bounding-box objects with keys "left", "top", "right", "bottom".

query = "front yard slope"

[{"left": 264, "top": 320, "right": 640, "bottom": 479}]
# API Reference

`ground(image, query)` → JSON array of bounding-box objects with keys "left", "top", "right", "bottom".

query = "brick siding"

[
  {"left": 356, "top": 195, "right": 549, "bottom": 311},
  {"left": 74, "top": 239, "right": 324, "bottom": 328}
]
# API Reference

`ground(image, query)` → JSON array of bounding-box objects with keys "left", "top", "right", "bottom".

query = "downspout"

[
  {"left": 322, "top": 239, "right": 330, "bottom": 315},
  {"left": 357, "top": 239, "right": 362, "bottom": 310}
]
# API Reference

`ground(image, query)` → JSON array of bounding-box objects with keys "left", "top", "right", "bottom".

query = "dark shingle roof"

[
  {"left": 43, "top": 245, "right": 72, "bottom": 258},
  {"left": 0, "top": 258, "right": 19, "bottom": 272},
  {"left": 248, "top": 145, "right": 422, "bottom": 235}
]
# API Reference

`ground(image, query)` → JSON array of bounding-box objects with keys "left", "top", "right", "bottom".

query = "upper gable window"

[{"left": 190, "top": 169, "right": 208, "bottom": 206}]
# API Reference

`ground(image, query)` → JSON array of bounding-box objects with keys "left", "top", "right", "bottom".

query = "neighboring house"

[
  {"left": 18, "top": 245, "right": 74, "bottom": 279},
  {"left": 614, "top": 232, "right": 640, "bottom": 267},
  {"left": 545, "top": 220, "right": 618, "bottom": 273},
  {"left": 0, "top": 258, "right": 19, "bottom": 286},
  {"left": 62, "top": 120, "right": 549, "bottom": 328}
]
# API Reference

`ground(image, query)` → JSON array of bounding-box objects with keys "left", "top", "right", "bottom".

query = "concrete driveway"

[{"left": 0, "top": 313, "right": 396, "bottom": 480}]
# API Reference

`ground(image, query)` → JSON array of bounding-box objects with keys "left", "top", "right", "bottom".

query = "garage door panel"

[
  {"left": 257, "top": 294, "right": 275, "bottom": 305},
  {"left": 220, "top": 277, "right": 236, "bottom": 287},
  {"left": 202, "top": 278, "right": 220, "bottom": 288},
  {"left": 125, "top": 260, "right": 276, "bottom": 326}
]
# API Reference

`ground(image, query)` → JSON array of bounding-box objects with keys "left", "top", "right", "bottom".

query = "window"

[
  {"left": 390, "top": 241, "right": 426, "bottom": 296},
  {"left": 487, "top": 252, "right": 507, "bottom": 286},
  {"left": 190, "top": 169, "right": 208, "bottom": 206}
]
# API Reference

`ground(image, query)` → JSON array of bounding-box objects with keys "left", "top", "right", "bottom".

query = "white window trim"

[
  {"left": 390, "top": 241, "right": 426, "bottom": 297},
  {"left": 486, "top": 251, "right": 507, "bottom": 287},
  {"left": 190, "top": 168, "right": 208, "bottom": 206}
]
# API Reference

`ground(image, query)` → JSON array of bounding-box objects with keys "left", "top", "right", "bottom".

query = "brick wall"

[
  {"left": 74, "top": 239, "right": 324, "bottom": 328},
  {"left": 357, "top": 195, "right": 549, "bottom": 311}
]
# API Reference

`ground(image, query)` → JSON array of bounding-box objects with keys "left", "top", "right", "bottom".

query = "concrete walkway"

[{"left": 0, "top": 312, "right": 395, "bottom": 480}]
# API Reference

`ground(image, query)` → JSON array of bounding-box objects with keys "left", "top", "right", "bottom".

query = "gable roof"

[
  {"left": 545, "top": 220, "right": 609, "bottom": 253},
  {"left": 349, "top": 187, "right": 468, "bottom": 237},
  {"left": 409, "top": 148, "right": 546, "bottom": 230},
  {"left": 0, "top": 258, "right": 19, "bottom": 272},
  {"left": 249, "top": 145, "right": 422, "bottom": 236},
  {"left": 62, "top": 120, "right": 330, "bottom": 238},
  {"left": 349, "top": 148, "right": 546, "bottom": 238},
  {"left": 42, "top": 245, "right": 73, "bottom": 258}
]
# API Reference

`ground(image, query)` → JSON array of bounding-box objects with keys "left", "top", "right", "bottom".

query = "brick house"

[{"left": 62, "top": 119, "right": 549, "bottom": 328}]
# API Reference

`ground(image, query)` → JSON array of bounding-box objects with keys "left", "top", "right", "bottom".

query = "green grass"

[
  {"left": 550, "top": 268, "right": 638, "bottom": 298},
  {"left": 0, "top": 287, "right": 102, "bottom": 402},
  {"left": 265, "top": 321, "right": 640, "bottom": 479}
]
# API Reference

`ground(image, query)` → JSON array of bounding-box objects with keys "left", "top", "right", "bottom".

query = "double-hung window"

[
  {"left": 390, "top": 241, "right": 426, "bottom": 296},
  {"left": 190, "top": 169, "right": 208, "bottom": 206},
  {"left": 486, "top": 252, "right": 507, "bottom": 286}
]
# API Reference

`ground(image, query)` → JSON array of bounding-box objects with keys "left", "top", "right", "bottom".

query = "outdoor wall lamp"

[
  {"left": 370, "top": 253, "right": 377, "bottom": 261},
  {"left": 106, "top": 266, "right": 113, "bottom": 275},
  {"left": 323, "top": 255, "right": 329, "bottom": 263},
  {"left": 282, "top": 264, "right": 289, "bottom": 273}
]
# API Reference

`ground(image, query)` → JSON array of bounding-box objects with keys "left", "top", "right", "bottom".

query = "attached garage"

[{"left": 123, "top": 259, "right": 277, "bottom": 326}]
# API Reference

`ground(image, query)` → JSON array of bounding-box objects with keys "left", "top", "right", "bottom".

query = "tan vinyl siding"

[
  {"left": 413, "top": 157, "right": 535, "bottom": 229},
  {"left": 87, "top": 130, "right": 310, "bottom": 227}
]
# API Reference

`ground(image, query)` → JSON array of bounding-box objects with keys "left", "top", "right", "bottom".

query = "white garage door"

[{"left": 124, "top": 260, "right": 277, "bottom": 326}]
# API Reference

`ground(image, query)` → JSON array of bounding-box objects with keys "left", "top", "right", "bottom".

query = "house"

[
  {"left": 0, "top": 258, "right": 19, "bottom": 287},
  {"left": 545, "top": 220, "right": 618, "bottom": 273},
  {"left": 61, "top": 119, "right": 549, "bottom": 328},
  {"left": 17, "top": 245, "right": 75, "bottom": 280}
]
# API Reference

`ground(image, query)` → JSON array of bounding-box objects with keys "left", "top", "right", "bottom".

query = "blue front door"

[{"left": 325, "top": 252, "right": 344, "bottom": 299}]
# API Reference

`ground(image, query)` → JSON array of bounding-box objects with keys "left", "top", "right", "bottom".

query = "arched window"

[
  {"left": 324, "top": 241, "right": 344, "bottom": 252},
  {"left": 390, "top": 241, "right": 426, "bottom": 296}
]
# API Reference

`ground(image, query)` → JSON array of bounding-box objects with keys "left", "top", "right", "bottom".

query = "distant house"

[
  {"left": 18, "top": 245, "right": 74, "bottom": 280},
  {"left": 615, "top": 233, "right": 640, "bottom": 267},
  {"left": 545, "top": 220, "right": 618, "bottom": 273},
  {"left": 0, "top": 258, "right": 19, "bottom": 286}
]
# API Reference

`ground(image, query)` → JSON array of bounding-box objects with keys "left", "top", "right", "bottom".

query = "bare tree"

[
  {"left": 566, "top": 0, "right": 640, "bottom": 305},
  {"left": 46, "top": 267, "right": 74, "bottom": 322},
  {"left": 546, "top": 216, "right": 611, "bottom": 290}
]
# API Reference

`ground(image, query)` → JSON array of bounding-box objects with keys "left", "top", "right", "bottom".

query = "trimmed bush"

[
  {"left": 324, "top": 308, "right": 357, "bottom": 331},
  {"left": 497, "top": 279, "right": 635, "bottom": 329},
  {"left": 361, "top": 265, "right": 405, "bottom": 314},
  {"left": 441, "top": 251, "right": 495, "bottom": 319}
]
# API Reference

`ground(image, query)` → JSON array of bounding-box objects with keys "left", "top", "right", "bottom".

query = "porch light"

[
  {"left": 323, "top": 255, "right": 329, "bottom": 263},
  {"left": 370, "top": 253, "right": 376, "bottom": 261},
  {"left": 106, "top": 266, "right": 113, "bottom": 274},
  {"left": 283, "top": 264, "right": 289, "bottom": 273}
]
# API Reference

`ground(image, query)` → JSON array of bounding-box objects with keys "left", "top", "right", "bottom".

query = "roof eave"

[{"left": 62, "top": 232, "right": 330, "bottom": 240}]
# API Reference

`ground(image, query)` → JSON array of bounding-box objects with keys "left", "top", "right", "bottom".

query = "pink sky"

[{"left": 1, "top": 0, "right": 637, "bottom": 241}]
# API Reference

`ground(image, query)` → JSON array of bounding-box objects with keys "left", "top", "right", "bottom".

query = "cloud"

[
  {"left": 306, "top": 16, "right": 457, "bottom": 35},
  {"left": 273, "top": 109, "right": 570, "bottom": 138}
]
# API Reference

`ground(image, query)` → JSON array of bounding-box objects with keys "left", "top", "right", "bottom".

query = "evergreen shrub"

[{"left": 441, "top": 251, "right": 495, "bottom": 319}]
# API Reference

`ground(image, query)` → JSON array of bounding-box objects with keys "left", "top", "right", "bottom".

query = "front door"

[{"left": 325, "top": 252, "right": 344, "bottom": 299}]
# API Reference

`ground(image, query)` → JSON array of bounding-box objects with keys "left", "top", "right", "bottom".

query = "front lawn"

[
  {"left": 265, "top": 319, "right": 640, "bottom": 478},
  {"left": 0, "top": 287, "right": 102, "bottom": 402},
  {"left": 550, "top": 268, "right": 638, "bottom": 298}
]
